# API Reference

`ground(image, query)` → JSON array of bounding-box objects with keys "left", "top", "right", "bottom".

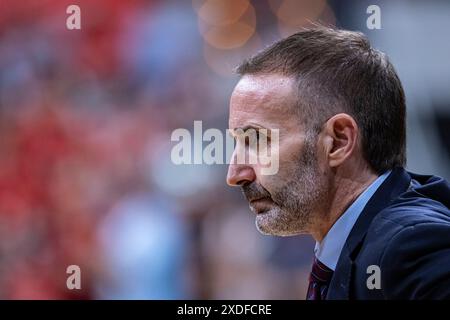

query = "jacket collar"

[{"left": 326, "top": 167, "right": 412, "bottom": 299}]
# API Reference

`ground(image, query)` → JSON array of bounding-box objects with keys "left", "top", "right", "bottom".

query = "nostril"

[
  {"left": 227, "top": 166, "right": 256, "bottom": 186},
  {"left": 237, "top": 180, "right": 250, "bottom": 187}
]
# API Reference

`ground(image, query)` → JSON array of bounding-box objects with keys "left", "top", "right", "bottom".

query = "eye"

[
  {"left": 244, "top": 130, "right": 258, "bottom": 146},
  {"left": 255, "top": 130, "right": 261, "bottom": 141},
  {"left": 258, "top": 129, "right": 270, "bottom": 142},
  {"left": 244, "top": 129, "right": 270, "bottom": 148}
]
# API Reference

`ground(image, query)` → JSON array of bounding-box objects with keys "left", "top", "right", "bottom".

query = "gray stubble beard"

[{"left": 255, "top": 136, "right": 328, "bottom": 237}]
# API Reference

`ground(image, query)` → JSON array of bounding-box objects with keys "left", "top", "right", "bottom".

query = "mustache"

[{"left": 241, "top": 182, "right": 272, "bottom": 202}]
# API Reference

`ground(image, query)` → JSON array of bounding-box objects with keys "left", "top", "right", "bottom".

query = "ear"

[{"left": 321, "top": 113, "right": 359, "bottom": 168}]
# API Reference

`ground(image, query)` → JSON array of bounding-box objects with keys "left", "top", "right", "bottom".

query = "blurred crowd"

[
  {"left": 0, "top": 0, "right": 316, "bottom": 299},
  {"left": 0, "top": 0, "right": 448, "bottom": 299}
]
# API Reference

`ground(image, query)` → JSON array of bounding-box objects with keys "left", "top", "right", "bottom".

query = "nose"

[{"left": 226, "top": 162, "right": 256, "bottom": 186}]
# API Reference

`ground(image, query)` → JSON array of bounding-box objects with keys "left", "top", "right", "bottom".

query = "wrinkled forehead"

[{"left": 229, "top": 74, "right": 299, "bottom": 130}]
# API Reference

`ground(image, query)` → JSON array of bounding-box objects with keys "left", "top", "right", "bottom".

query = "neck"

[{"left": 310, "top": 167, "right": 379, "bottom": 242}]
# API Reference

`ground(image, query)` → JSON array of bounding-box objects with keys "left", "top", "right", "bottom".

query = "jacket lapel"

[{"left": 326, "top": 167, "right": 412, "bottom": 299}]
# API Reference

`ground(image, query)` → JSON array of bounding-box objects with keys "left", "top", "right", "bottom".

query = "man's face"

[{"left": 227, "top": 74, "right": 329, "bottom": 236}]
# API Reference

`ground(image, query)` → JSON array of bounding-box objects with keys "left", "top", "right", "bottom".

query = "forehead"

[{"left": 229, "top": 74, "right": 299, "bottom": 130}]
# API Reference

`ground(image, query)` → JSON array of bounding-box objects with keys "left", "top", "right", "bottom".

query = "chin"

[{"left": 255, "top": 208, "right": 308, "bottom": 236}]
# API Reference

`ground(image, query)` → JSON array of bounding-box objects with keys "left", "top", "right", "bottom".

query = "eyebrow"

[{"left": 230, "top": 124, "right": 268, "bottom": 137}]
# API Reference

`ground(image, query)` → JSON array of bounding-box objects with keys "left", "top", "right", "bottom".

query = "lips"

[
  {"left": 248, "top": 196, "right": 269, "bottom": 203},
  {"left": 249, "top": 197, "right": 272, "bottom": 214}
]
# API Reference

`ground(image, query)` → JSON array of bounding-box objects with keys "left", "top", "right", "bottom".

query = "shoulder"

[
  {"left": 369, "top": 171, "right": 449, "bottom": 238},
  {"left": 371, "top": 194, "right": 450, "bottom": 240},
  {"left": 368, "top": 173, "right": 450, "bottom": 247},
  {"left": 358, "top": 175, "right": 450, "bottom": 299}
]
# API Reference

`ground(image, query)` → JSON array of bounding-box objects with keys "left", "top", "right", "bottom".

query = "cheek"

[
  {"left": 278, "top": 137, "right": 304, "bottom": 170},
  {"left": 255, "top": 142, "right": 301, "bottom": 191}
]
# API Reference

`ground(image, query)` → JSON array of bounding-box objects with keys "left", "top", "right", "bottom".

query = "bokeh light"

[{"left": 196, "top": 0, "right": 256, "bottom": 50}]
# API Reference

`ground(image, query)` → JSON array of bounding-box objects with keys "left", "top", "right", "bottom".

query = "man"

[{"left": 226, "top": 26, "right": 450, "bottom": 300}]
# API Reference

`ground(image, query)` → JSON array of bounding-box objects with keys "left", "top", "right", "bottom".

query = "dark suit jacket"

[{"left": 327, "top": 167, "right": 450, "bottom": 299}]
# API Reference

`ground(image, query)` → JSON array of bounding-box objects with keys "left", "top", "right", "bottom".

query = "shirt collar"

[{"left": 314, "top": 170, "right": 392, "bottom": 270}]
